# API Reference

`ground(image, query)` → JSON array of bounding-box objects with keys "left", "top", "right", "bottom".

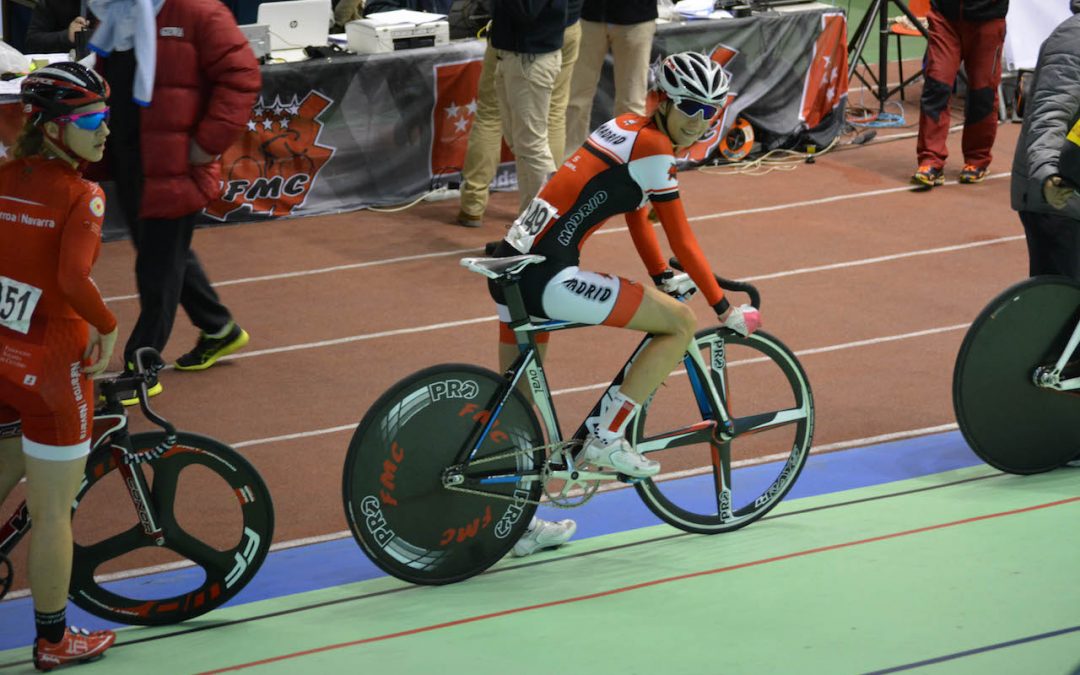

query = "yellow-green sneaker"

[{"left": 174, "top": 323, "right": 250, "bottom": 371}]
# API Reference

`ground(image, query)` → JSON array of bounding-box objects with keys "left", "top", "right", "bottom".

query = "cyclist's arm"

[
  {"left": 651, "top": 197, "right": 726, "bottom": 310},
  {"left": 57, "top": 187, "right": 117, "bottom": 334},
  {"left": 625, "top": 206, "right": 667, "bottom": 277}
]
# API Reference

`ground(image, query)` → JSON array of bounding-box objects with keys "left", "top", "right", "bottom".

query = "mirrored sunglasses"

[
  {"left": 56, "top": 108, "right": 110, "bottom": 131},
  {"left": 673, "top": 98, "right": 719, "bottom": 121}
]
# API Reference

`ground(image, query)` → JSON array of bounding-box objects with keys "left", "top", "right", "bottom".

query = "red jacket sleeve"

[
  {"left": 192, "top": 0, "right": 262, "bottom": 155},
  {"left": 57, "top": 185, "right": 117, "bottom": 334},
  {"left": 652, "top": 198, "right": 725, "bottom": 307},
  {"left": 625, "top": 206, "right": 667, "bottom": 277}
]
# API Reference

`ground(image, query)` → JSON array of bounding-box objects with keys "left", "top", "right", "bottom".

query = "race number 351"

[{"left": 0, "top": 276, "right": 42, "bottom": 335}]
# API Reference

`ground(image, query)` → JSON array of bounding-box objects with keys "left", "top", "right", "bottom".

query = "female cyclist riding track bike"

[
  {"left": 487, "top": 51, "right": 761, "bottom": 478},
  {"left": 0, "top": 62, "right": 120, "bottom": 671},
  {"left": 342, "top": 52, "right": 814, "bottom": 586}
]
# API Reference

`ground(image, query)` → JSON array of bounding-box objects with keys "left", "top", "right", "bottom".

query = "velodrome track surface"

[{"left": 2, "top": 112, "right": 1079, "bottom": 672}]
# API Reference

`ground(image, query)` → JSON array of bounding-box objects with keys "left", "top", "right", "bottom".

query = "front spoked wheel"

[
  {"left": 953, "top": 276, "right": 1080, "bottom": 474},
  {"left": 343, "top": 364, "right": 544, "bottom": 585},
  {"left": 632, "top": 328, "right": 814, "bottom": 534},
  {"left": 70, "top": 432, "right": 274, "bottom": 625}
]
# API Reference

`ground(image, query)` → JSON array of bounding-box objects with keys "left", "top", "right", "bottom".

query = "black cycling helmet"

[{"left": 21, "top": 62, "right": 110, "bottom": 127}]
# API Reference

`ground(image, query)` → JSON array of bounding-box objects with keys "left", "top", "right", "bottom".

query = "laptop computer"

[{"left": 256, "top": 0, "right": 332, "bottom": 57}]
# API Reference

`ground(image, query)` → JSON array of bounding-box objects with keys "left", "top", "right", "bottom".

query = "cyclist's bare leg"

[
  {"left": 24, "top": 453, "right": 86, "bottom": 612},
  {"left": 0, "top": 436, "right": 25, "bottom": 503},
  {"left": 617, "top": 286, "right": 696, "bottom": 403}
]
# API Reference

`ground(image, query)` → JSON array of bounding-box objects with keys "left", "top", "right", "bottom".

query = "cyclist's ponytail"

[{"left": 13, "top": 121, "right": 44, "bottom": 159}]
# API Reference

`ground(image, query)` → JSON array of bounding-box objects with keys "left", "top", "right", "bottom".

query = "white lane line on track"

[
  {"left": 742, "top": 235, "right": 1024, "bottom": 282},
  {"left": 229, "top": 323, "right": 968, "bottom": 449},
  {"left": 0, "top": 420, "right": 962, "bottom": 598},
  {"left": 215, "top": 227, "right": 1007, "bottom": 365},
  {"left": 101, "top": 173, "right": 1010, "bottom": 304}
]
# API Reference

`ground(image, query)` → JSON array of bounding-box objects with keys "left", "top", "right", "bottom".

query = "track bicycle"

[
  {"left": 953, "top": 275, "right": 1080, "bottom": 474},
  {"left": 343, "top": 254, "right": 814, "bottom": 585},
  {"left": 0, "top": 348, "right": 274, "bottom": 625}
]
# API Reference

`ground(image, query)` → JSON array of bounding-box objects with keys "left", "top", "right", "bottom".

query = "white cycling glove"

[
  {"left": 720, "top": 303, "right": 762, "bottom": 337},
  {"left": 651, "top": 269, "right": 698, "bottom": 298}
]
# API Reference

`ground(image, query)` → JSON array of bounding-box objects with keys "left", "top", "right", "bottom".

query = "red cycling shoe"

[{"left": 33, "top": 626, "right": 116, "bottom": 672}]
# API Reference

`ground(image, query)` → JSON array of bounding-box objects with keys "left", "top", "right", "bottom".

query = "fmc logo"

[{"left": 204, "top": 92, "right": 336, "bottom": 220}]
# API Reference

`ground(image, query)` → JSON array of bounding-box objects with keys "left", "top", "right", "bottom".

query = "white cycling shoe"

[
  {"left": 581, "top": 435, "right": 660, "bottom": 478},
  {"left": 512, "top": 517, "right": 576, "bottom": 557}
]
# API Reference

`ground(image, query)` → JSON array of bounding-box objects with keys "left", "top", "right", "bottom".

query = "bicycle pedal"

[{"left": 616, "top": 473, "right": 646, "bottom": 485}]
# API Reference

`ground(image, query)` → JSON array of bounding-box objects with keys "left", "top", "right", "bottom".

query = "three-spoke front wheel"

[
  {"left": 70, "top": 432, "right": 274, "bottom": 625},
  {"left": 631, "top": 328, "right": 814, "bottom": 534}
]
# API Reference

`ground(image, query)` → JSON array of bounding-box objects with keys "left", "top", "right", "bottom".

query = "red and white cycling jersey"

[
  {"left": 0, "top": 156, "right": 116, "bottom": 447},
  {"left": 504, "top": 113, "right": 725, "bottom": 307}
]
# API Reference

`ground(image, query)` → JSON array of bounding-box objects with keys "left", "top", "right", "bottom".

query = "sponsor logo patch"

[{"left": 89, "top": 196, "right": 105, "bottom": 218}]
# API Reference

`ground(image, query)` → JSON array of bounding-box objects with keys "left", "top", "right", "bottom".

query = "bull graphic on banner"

[{"left": 204, "top": 92, "right": 336, "bottom": 220}]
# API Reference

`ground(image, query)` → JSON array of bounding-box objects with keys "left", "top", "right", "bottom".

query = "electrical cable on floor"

[
  {"left": 367, "top": 190, "right": 438, "bottom": 213},
  {"left": 697, "top": 135, "right": 842, "bottom": 177}
]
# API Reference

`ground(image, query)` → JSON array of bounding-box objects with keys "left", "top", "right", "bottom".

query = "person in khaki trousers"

[
  {"left": 458, "top": 1, "right": 582, "bottom": 227},
  {"left": 488, "top": 0, "right": 568, "bottom": 215},
  {"left": 564, "top": 0, "right": 657, "bottom": 159}
]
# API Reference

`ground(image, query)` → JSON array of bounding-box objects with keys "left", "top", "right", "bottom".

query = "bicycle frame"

[
  {"left": 445, "top": 276, "right": 740, "bottom": 510},
  {"left": 0, "top": 369, "right": 176, "bottom": 600},
  {"left": 1033, "top": 315, "right": 1080, "bottom": 392}
]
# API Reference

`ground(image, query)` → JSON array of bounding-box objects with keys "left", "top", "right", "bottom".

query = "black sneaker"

[{"left": 174, "top": 322, "right": 250, "bottom": 371}]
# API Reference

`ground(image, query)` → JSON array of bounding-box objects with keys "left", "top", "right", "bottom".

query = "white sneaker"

[
  {"left": 512, "top": 517, "right": 576, "bottom": 557},
  {"left": 581, "top": 434, "right": 660, "bottom": 478}
]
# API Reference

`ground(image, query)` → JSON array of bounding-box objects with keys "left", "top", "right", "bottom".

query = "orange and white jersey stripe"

[{"left": 504, "top": 113, "right": 725, "bottom": 307}]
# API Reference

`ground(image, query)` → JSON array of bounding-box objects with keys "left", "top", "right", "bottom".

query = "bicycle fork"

[{"left": 111, "top": 444, "right": 166, "bottom": 546}]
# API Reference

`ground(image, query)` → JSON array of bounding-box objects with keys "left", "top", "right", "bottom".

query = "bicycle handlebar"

[
  {"left": 96, "top": 347, "right": 176, "bottom": 438},
  {"left": 669, "top": 258, "right": 761, "bottom": 310}
]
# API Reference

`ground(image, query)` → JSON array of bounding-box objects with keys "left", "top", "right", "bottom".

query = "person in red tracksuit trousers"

[{"left": 911, "top": 0, "right": 1009, "bottom": 189}]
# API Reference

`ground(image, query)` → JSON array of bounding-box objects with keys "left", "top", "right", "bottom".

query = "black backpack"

[{"left": 448, "top": 0, "right": 492, "bottom": 40}]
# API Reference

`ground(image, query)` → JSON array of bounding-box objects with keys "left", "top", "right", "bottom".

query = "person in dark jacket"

[
  {"left": 24, "top": 0, "right": 91, "bottom": 54},
  {"left": 1010, "top": 0, "right": 1080, "bottom": 281},
  {"left": 457, "top": 0, "right": 582, "bottom": 228},
  {"left": 911, "top": 0, "right": 1009, "bottom": 189},
  {"left": 89, "top": 0, "right": 261, "bottom": 401},
  {"left": 564, "top": 0, "right": 656, "bottom": 157},
  {"left": 490, "top": 0, "right": 568, "bottom": 213}
]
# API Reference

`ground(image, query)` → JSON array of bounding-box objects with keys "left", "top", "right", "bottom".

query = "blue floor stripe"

[{"left": 0, "top": 431, "right": 982, "bottom": 650}]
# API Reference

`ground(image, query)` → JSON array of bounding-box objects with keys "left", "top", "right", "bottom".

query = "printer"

[{"left": 346, "top": 18, "right": 450, "bottom": 54}]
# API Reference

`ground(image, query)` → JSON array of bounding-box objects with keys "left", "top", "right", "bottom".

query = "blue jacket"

[{"left": 490, "top": 0, "right": 567, "bottom": 54}]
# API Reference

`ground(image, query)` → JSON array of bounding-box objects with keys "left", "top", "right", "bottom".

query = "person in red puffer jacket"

[
  {"left": 89, "top": 0, "right": 260, "bottom": 402},
  {"left": 910, "top": 0, "right": 1009, "bottom": 189}
]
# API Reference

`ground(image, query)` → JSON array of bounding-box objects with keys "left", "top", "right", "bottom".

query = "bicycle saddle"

[{"left": 460, "top": 255, "right": 546, "bottom": 279}]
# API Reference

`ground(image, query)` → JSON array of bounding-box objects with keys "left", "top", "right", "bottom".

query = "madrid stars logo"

[
  {"left": 443, "top": 99, "right": 478, "bottom": 137},
  {"left": 204, "top": 92, "right": 336, "bottom": 221}
]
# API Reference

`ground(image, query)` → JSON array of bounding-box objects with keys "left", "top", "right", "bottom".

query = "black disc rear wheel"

[
  {"left": 953, "top": 276, "right": 1080, "bottom": 474},
  {"left": 343, "top": 364, "right": 544, "bottom": 585}
]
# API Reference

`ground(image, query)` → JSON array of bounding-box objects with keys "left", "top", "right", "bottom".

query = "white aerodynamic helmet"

[{"left": 656, "top": 52, "right": 731, "bottom": 108}]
